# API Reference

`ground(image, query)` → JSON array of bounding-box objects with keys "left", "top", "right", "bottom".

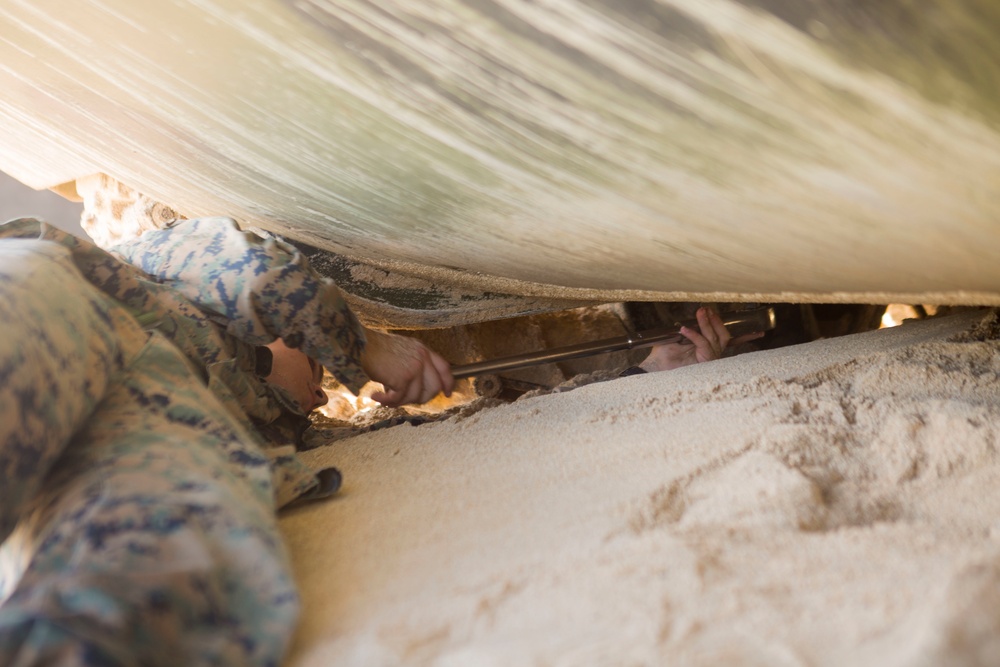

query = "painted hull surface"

[{"left": 1, "top": 1, "right": 998, "bottom": 324}]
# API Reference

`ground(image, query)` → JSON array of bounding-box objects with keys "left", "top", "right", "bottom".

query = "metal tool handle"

[{"left": 451, "top": 307, "right": 776, "bottom": 379}]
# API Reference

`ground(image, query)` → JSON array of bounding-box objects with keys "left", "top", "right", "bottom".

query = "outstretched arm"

[
  {"left": 112, "top": 217, "right": 370, "bottom": 391},
  {"left": 114, "top": 217, "right": 454, "bottom": 403}
]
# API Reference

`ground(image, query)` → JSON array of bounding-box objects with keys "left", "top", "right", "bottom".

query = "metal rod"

[{"left": 451, "top": 307, "right": 776, "bottom": 379}]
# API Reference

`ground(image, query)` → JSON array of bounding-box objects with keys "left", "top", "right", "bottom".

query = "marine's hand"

[
  {"left": 361, "top": 329, "right": 454, "bottom": 407},
  {"left": 638, "top": 307, "right": 764, "bottom": 373}
]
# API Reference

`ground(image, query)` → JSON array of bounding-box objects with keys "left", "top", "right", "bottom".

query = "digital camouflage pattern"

[
  {"left": 0, "top": 217, "right": 370, "bottom": 666},
  {"left": 112, "top": 217, "right": 368, "bottom": 393}
]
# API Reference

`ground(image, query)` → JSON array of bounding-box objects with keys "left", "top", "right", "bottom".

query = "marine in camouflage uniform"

[{"left": 0, "top": 216, "right": 370, "bottom": 666}]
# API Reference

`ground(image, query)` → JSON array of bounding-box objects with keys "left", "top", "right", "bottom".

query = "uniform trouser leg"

[
  {"left": 0, "top": 241, "right": 299, "bottom": 666},
  {"left": 0, "top": 240, "right": 126, "bottom": 546}
]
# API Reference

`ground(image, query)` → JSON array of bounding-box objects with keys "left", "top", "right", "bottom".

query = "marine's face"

[{"left": 264, "top": 338, "right": 329, "bottom": 413}]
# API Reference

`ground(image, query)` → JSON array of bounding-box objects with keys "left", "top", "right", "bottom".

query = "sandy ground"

[{"left": 280, "top": 309, "right": 1000, "bottom": 667}]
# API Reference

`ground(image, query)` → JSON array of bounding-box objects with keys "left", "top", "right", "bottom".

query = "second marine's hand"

[{"left": 639, "top": 307, "right": 765, "bottom": 372}]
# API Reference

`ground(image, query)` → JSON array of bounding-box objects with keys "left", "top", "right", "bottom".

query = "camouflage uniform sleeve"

[{"left": 112, "top": 217, "right": 369, "bottom": 392}]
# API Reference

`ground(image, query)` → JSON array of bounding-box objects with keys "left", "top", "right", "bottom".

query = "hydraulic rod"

[{"left": 451, "top": 307, "right": 776, "bottom": 379}]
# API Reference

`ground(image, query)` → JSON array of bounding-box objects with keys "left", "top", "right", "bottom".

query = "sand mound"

[{"left": 281, "top": 310, "right": 1000, "bottom": 667}]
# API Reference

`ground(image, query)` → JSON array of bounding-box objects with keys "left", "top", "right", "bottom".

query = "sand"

[{"left": 280, "top": 309, "right": 1000, "bottom": 667}]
